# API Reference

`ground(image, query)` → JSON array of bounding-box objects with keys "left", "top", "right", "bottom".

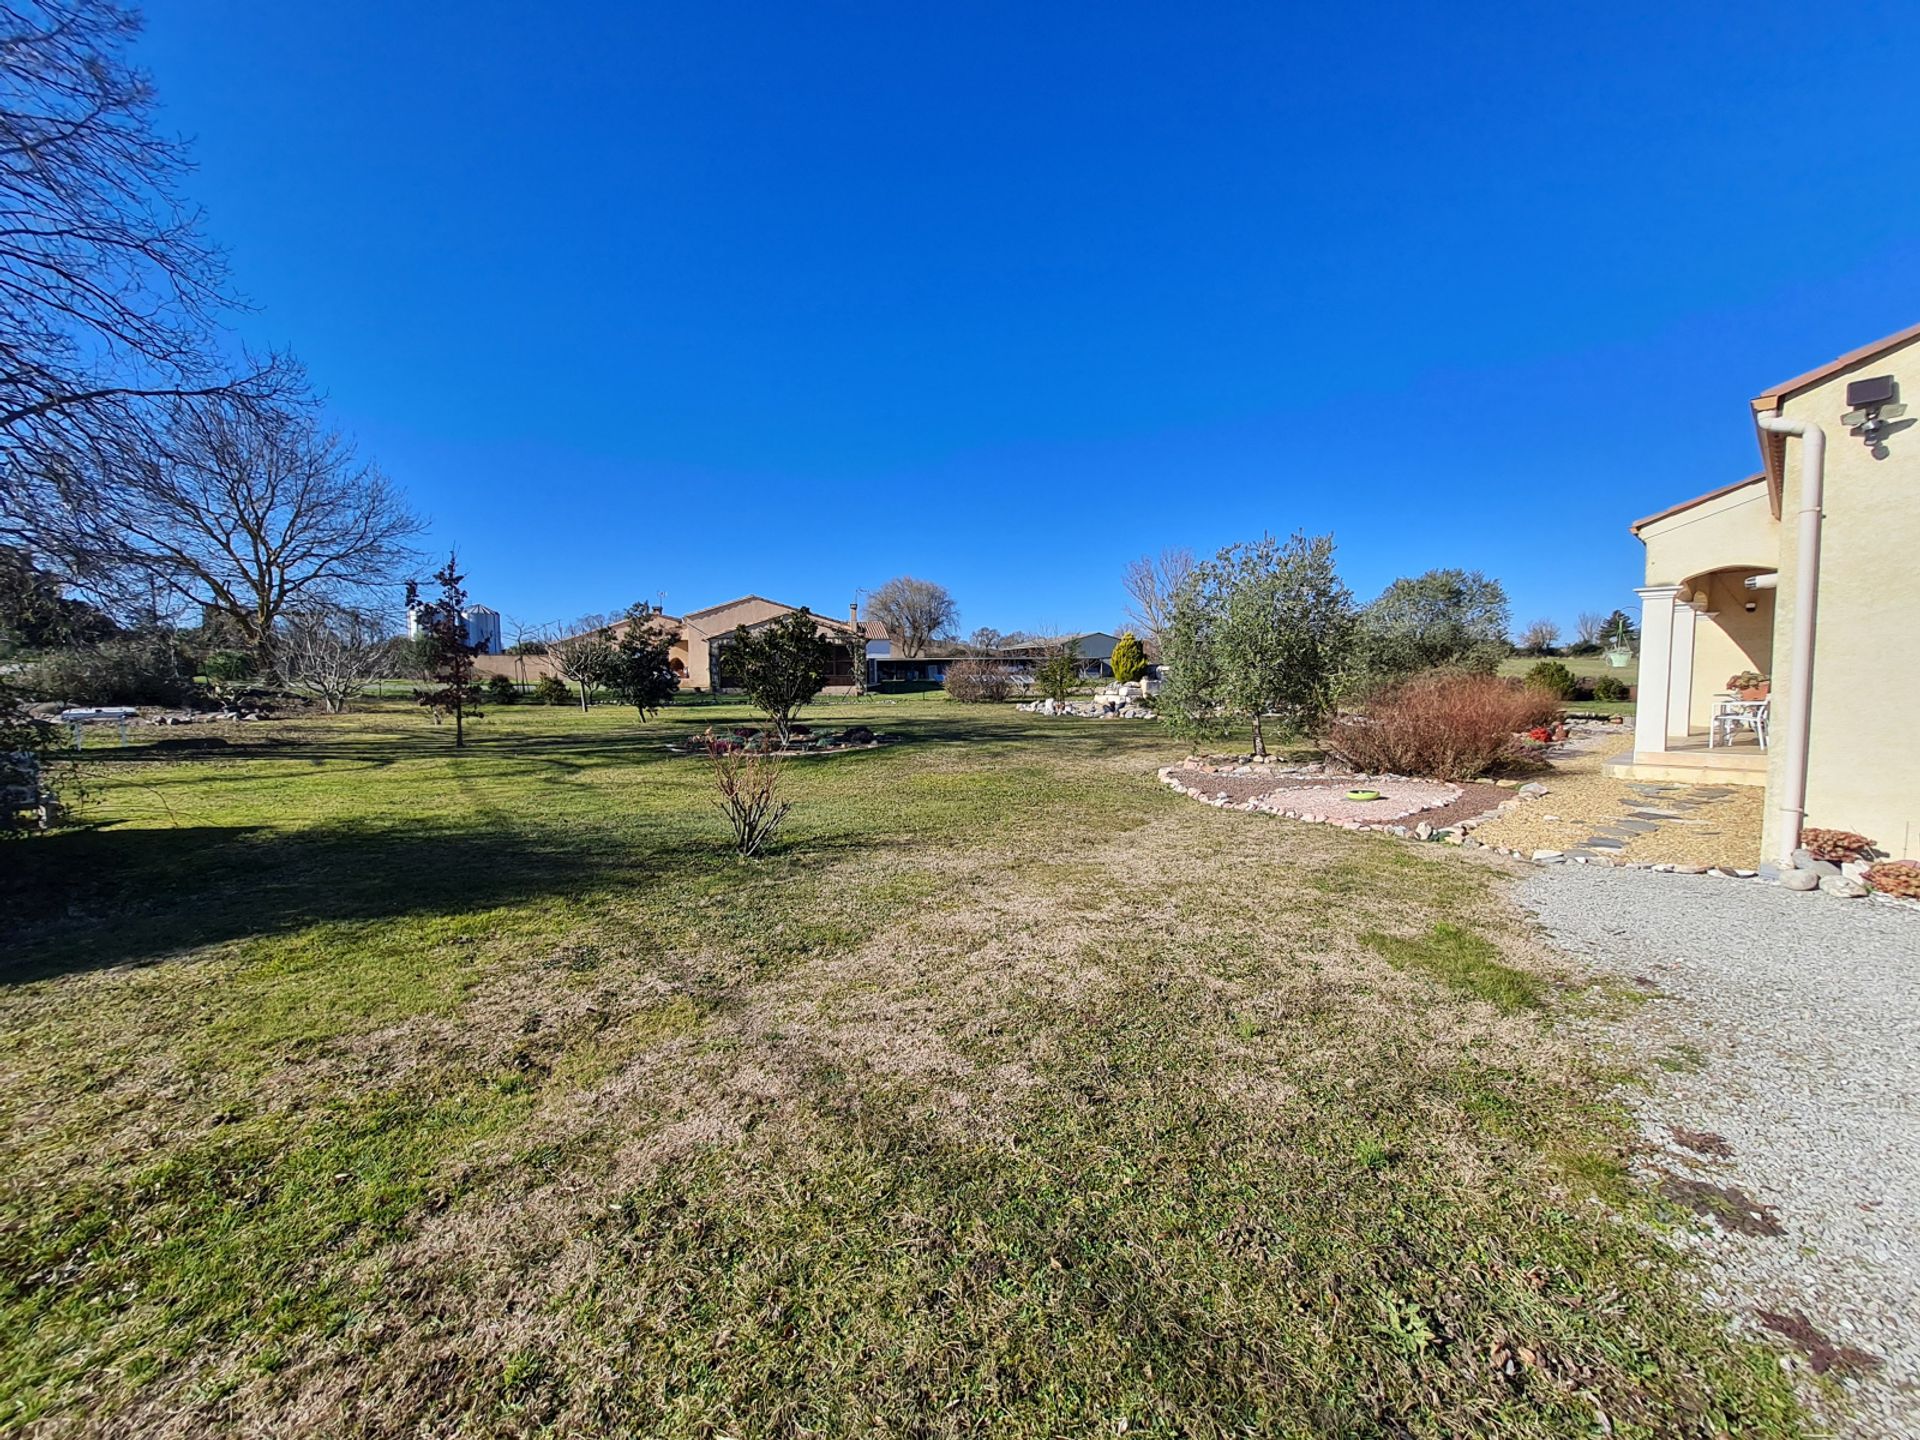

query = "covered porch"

[{"left": 1604, "top": 568, "right": 1774, "bottom": 787}]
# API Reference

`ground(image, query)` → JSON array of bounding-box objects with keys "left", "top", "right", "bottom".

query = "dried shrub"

[
  {"left": 1864, "top": 860, "right": 1920, "bottom": 899},
  {"left": 705, "top": 729, "right": 791, "bottom": 857},
  {"left": 1323, "top": 672, "right": 1554, "bottom": 781},
  {"left": 944, "top": 656, "right": 1015, "bottom": 704},
  {"left": 1798, "top": 828, "right": 1876, "bottom": 863}
]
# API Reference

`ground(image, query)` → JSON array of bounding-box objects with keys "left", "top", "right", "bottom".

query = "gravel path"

[{"left": 1517, "top": 865, "right": 1920, "bottom": 1439}]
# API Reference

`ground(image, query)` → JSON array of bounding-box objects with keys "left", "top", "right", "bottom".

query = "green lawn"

[
  {"left": 0, "top": 697, "right": 1802, "bottom": 1436},
  {"left": 1498, "top": 653, "right": 1638, "bottom": 686}
]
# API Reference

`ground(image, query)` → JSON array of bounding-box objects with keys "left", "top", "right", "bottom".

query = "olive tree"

[
  {"left": 547, "top": 616, "right": 620, "bottom": 710},
  {"left": 1159, "top": 533, "right": 1356, "bottom": 757},
  {"left": 1356, "top": 568, "right": 1510, "bottom": 683}
]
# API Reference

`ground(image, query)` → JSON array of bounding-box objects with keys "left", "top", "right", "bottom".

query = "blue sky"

[{"left": 139, "top": 1, "right": 1920, "bottom": 639}]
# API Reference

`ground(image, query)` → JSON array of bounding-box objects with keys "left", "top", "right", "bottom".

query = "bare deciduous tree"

[
  {"left": 547, "top": 616, "right": 618, "bottom": 710},
  {"left": 273, "top": 605, "right": 398, "bottom": 713},
  {"left": 867, "top": 576, "right": 956, "bottom": 658},
  {"left": 1517, "top": 617, "right": 1561, "bottom": 654},
  {"left": 1122, "top": 547, "right": 1194, "bottom": 656},
  {"left": 35, "top": 398, "right": 421, "bottom": 662},
  {"left": 1574, "top": 611, "right": 1605, "bottom": 646},
  {"left": 0, "top": 0, "right": 295, "bottom": 564}
]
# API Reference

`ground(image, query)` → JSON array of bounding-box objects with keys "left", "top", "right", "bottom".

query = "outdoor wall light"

[{"left": 1843, "top": 374, "right": 1908, "bottom": 456}]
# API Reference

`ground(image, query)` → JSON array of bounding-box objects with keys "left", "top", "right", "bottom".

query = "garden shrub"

[
  {"left": 1865, "top": 860, "right": 1920, "bottom": 899},
  {"left": 30, "top": 636, "right": 195, "bottom": 707},
  {"left": 202, "top": 650, "right": 256, "bottom": 685},
  {"left": 1798, "top": 828, "right": 1876, "bottom": 863},
  {"left": 1323, "top": 672, "right": 1554, "bottom": 780},
  {"left": 485, "top": 674, "right": 519, "bottom": 704},
  {"left": 1591, "top": 675, "right": 1629, "bottom": 702},
  {"left": 530, "top": 675, "right": 571, "bottom": 706},
  {"left": 943, "top": 657, "right": 1015, "bottom": 704},
  {"left": 1110, "top": 632, "right": 1149, "bottom": 685},
  {"left": 1523, "top": 660, "right": 1578, "bottom": 700}
]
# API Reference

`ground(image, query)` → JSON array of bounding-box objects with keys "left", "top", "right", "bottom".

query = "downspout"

[{"left": 1754, "top": 413, "right": 1825, "bottom": 869}]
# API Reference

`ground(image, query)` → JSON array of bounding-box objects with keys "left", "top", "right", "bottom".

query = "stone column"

[
  {"left": 1634, "top": 584, "right": 1687, "bottom": 755},
  {"left": 1666, "top": 595, "right": 1700, "bottom": 740}
]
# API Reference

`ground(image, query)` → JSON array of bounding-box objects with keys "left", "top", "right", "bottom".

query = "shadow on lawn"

[{"left": 0, "top": 817, "right": 677, "bottom": 984}]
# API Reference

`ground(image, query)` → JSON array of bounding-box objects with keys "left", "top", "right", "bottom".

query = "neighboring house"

[
  {"left": 996, "top": 632, "right": 1121, "bottom": 678},
  {"left": 475, "top": 596, "right": 875, "bottom": 694},
  {"left": 1613, "top": 321, "right": 1920, "bottom": 862}
]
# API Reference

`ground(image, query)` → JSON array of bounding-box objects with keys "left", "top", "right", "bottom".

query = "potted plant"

[
  {"left": 1599, "top": 610, "right": 1637, "bottom": 668},
  {"left": 1727, "top": 670, "right": 1769, "bottom": 700}
]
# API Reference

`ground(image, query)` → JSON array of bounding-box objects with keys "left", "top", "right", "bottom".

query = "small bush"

[
  {"left": 1324, "top": 673, "right": 1553, "bottom": 780},
  {"left": 704, "top": 729, "right": 791, "bottom": 857},
  {"left": 485, "top": 674, "right": 519, "bottom": 704},
  {"left": 530, "top": 675, "right": 571, "bottom": 706},
  {"left": 1865, "top": 860, "right": 1920, "bottom": 899},
  {"left": 944, "top": 657, "right": 1015, "bottom": 704},
  {"left": 1523, "top": 660, "right": 1578, "bottom": 700},
  {"left": 1799, "top": 828, "right": 1876, "bottom": 863},
  {"left": 1591, "top": 675, "right": 1629, "bottom": 702}
]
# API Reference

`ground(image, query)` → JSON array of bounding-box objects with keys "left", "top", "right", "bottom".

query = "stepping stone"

[
  {"left": 1626, "top": 809, "right": 1681, "bottom": 820},
  {"left": 1581, "top": 837, "right": 1626, "bottom": 850},
  {"left": 1610, "top": 820, "right": 1659, "bottom": 834}
]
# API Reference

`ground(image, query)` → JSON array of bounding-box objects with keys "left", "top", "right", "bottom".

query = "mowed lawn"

[{"left": 0, "top": 698, "right": 1802, "bottom": 1438}]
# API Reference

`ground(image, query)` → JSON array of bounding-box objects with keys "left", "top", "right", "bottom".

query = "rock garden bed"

[
  {"left": 1159, "top": 755, "right": 1512, "bottom": 838},
  {"left": 668, "top": 724, "right": 894, "bottom": 758}
]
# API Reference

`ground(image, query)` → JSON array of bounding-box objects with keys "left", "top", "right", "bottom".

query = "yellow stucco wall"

[
  {"left": 1640, "top": 479, "right": 1778, "bottom": 584},
  {"left": 1764, "top": 333, "right": 1920, "bottom": 860}
]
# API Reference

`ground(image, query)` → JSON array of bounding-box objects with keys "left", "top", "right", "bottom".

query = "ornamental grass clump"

[
  {"left": 1798, "top": 827, "right": 1876, "bottom": 863},
  {"left": 1864, "top": 860, "right": 1920, "bottom": 899},
  {"left": 1323, "top": 672, "right": 1555, "bottom": 781}
]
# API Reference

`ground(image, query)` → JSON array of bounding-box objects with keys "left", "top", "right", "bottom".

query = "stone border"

[{"left": 1162, "top": 752, "right": 1920, "bottom": 914}]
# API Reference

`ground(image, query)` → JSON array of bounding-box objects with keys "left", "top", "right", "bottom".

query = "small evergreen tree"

[
  {"left": 1110, "top": 631, "right": 1148, "bottom": 685},
  {"left": 609, "top": 603, "right": 681, "bottom": 719},
  {"left": 485, "top": 673, "right": 519, "bottom": 704},
  {"left": 1035, "top": 639, "right": 1081, "bottom": 705},
  {"left": 404, "top": 553, "right": 484, "bottom": 747},
  {"left": 724, "top": 609, "right": 832, "bottom": 743}
]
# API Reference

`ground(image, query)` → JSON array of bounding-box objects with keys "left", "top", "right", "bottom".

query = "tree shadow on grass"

[{"left": 0, "top": 816, "right": 709, "bottom": 985}]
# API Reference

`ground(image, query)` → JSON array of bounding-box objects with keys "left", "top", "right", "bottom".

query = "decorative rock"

[
  {"left": 1673, "top": 864, "right": 1707, "bottom": 875},
  {"left": 1518, "top": 782, "right": 1550, "bottom": 797},
  {"left": 1841, "top": 860, "right": 1870, "bottom": 881},
  {"left": 1776, "top": 869, "right": 1820, "bottom": 891},
  {"left": 1818, "top": 875, "right": 1868, "bottom": 899},
  {"left": 1531, "top": 848, "right": 1563, "bottom": 861},
  {"left": 1413, "top": 821, "right": 1432, "bottom": 840},
  {"left": 1790, "top": 849, "right": 1842, "bottom": 877}
]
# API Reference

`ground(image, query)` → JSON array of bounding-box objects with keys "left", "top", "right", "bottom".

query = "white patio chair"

[{"left": 1710, "top": 698, "right": 1768, "bottom": 749}]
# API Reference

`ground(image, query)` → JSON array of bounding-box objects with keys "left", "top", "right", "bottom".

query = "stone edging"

[{"left": 1161, "top": 755, "right": 1920, "bottom": 914}]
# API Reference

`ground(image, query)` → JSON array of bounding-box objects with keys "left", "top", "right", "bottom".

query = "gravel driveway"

[{"left": 1517, "top": 866, "right": 1920, "bottom": 1439}]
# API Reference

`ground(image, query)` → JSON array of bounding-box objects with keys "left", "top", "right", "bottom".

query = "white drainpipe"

[{"left": 1754, "top": 413, "right": 1826, "bottom": 868}]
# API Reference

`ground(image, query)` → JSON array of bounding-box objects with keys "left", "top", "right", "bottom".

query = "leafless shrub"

[
  {"left": 705, "top": 730, "right": 792, "bottom": 857},
  {"left": 943, "top": 656, "right": 1015, "bottom": 703},
  {"left": 1323, "top": 672, "right": 1552, "bottom": 780},
  {"left": 273, "top": 605, "right": 398, "bottom": 713}
]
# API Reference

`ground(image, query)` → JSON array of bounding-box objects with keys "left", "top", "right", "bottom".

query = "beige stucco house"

[
  {"left": 1611, "top": 321, "right": 1920, "bottom": 862},
  {"left": 476, "top": 595, "right": 879, "bottom": 694}
]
